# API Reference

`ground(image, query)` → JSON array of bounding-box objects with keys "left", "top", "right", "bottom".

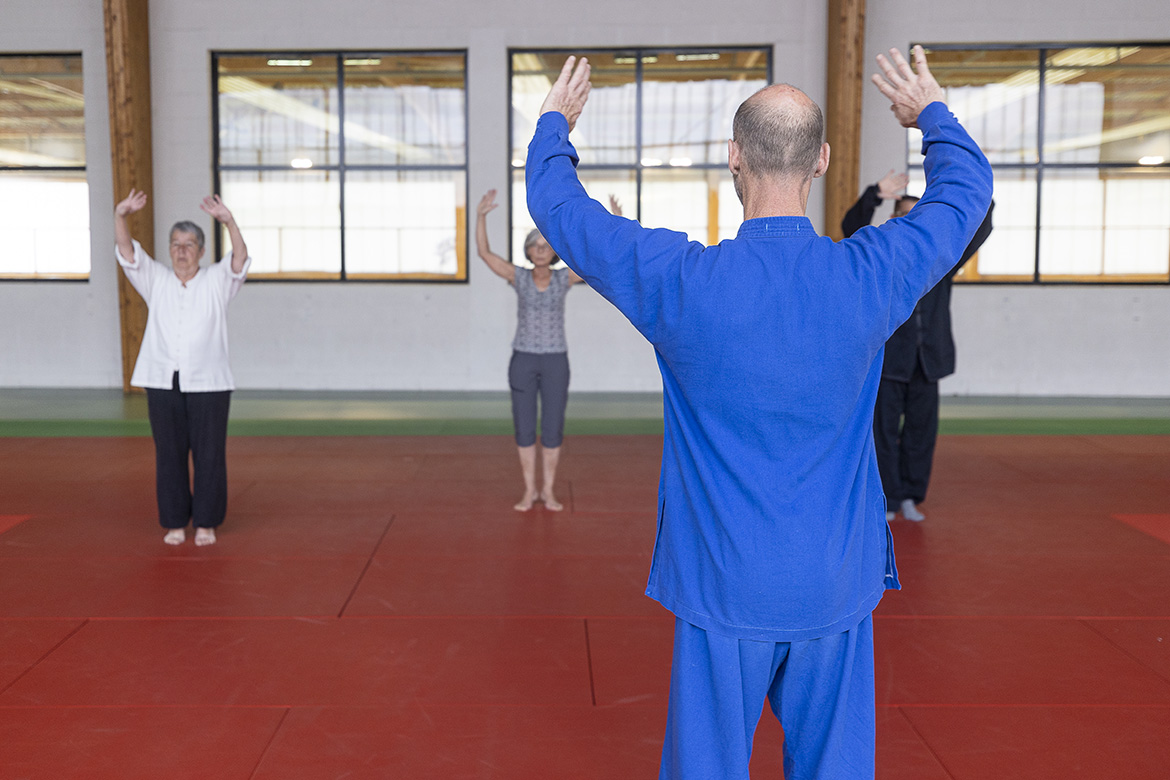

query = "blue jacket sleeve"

[
  {"left": 844, "top": 102, "right": 994, "bottom": 338},
  {"left": 525, "top": 112, "right": 703, "bottom": 343}
]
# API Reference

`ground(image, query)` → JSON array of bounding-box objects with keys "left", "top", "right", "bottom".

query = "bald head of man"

[{"left": 728, "top": 84, "right": 830, "bottom": 216}]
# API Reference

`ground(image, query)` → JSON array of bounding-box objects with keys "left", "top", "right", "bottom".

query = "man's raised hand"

[
  {"left": 538, "top": 56, "right": 592, "bottom": 132},
  {"left": 871, "top": 45, "right": 945, "bottom": 129}
]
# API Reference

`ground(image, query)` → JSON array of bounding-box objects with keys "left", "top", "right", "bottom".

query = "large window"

[
  {"left": 909, "top": 44, "right": 1170, "bottom": 283},
  {"left": 509, "top": 48, "right": 770, "bottom": 264},
  {"left": 0, "top": 53, "right": 89, "bottom": 280},
  {"left": 214, "top": 51, "right": 468, "bottom": 281}
]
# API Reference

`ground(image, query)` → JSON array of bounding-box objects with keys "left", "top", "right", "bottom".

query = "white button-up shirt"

[{"left": 116, "top": 239, "right": 251, "bottom": 392}]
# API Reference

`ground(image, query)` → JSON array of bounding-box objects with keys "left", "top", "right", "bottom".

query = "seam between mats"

[
  {"left": 1079, "top": 618, "right": 1170, "bottom": 687},
  {"left": 231, "top": 479, "right": 260, "bottom": 505},
  {"left": 247, "top": 706, "right": 291, "bottom": 779},
  {"left": 0, "top": 619, "right": 90, "bottom": 697},
  {"left": 583, "top": 618, "right": 597, "bottom": 706},
  {"left": 337, "top": 514, "right": 396, "bottom": 618},
  {"left": 896, "top": 706, "right": 959, "bottom": 780}
]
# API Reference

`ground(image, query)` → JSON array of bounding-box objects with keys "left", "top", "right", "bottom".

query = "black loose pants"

[
  {"left": 873, "top": 363, "right": 939, "bottom": 507},
  {"left": 145, "top": 373, "right": 232, "bottom": 529}
]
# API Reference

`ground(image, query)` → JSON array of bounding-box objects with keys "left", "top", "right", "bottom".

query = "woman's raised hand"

[
  {"left": 200, "top": 194, "right": 235, "bottom": 224},
  {"left": 115, "top": 189, "right": 148, "bottom": 217},
  {"left": 477, "top": 189, "right": 499, "bottom": 217}
]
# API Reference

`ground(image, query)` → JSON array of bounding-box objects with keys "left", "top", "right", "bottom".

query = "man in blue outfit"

[{"left": 526, "top": 47, "right": 992, "bottom": 779}]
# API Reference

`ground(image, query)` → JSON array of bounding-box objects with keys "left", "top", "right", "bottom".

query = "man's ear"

[
  {"left": 813, "top": 142, "right": 830, "bottom": 179},
  {"left": 728, "top": 139, "right": 742, "bottom": 175}
]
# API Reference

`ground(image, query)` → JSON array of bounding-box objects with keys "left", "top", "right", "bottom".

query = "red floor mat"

[
  {"left": 900, "top": 705, "right": 1170, "bottom": 780},
  {"left": 1113, "top": 513, "right": 1170, "bottom": 545},
  {"left": 0, "top": 515, "right": 31, "bottom": 535},
  {"left": 0, "top": 706, "right": 287, "bottom": 780},
  {"left": 0, "top": 617, "right": 593, "bottom": 708},
  {"left": 0, "top": 434, "right": 1167, "bottom": 778}
]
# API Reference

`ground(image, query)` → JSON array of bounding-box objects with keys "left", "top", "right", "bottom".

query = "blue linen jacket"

[{"left": 527, "top": 102, "right": 993, "bottom": 641}]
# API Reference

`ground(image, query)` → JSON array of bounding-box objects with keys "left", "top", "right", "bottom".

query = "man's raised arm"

[
  {"left": 853, "top": 46, "right": 993, "bottom": 329},
  {"left": 525, "top": 57, "right": 698, "bottom": 342}
]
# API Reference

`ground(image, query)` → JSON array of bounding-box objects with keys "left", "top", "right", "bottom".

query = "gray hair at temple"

[
  {"left": 170, "top": 220, "right": 205, "bottom": 249},
  {"left": 732, "top": 85, "right": 825, "bottom": 180}
]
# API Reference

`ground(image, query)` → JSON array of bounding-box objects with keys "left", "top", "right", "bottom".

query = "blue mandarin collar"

[{"left": 736, "top": 216, "right": 816, "bottom": 238}]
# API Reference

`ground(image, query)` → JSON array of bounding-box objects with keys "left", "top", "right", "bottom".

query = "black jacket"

[{"left": 841, "top": 185, "right": 994, "bottom": 382}]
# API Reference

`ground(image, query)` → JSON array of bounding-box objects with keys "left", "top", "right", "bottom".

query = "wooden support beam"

[
  {"left": 103, "top": 0, "right": 152, "bottom": 392},
  {"left": 824, "top": 0, "right": 866, "bottom": 241}
]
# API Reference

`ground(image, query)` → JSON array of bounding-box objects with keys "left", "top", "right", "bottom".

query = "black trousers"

[
  {"left": 145, "top": 373, "right": 232, "bottom": 529},
  {"left": 873, "top": 363, "right": 939, "bottom": 506}
]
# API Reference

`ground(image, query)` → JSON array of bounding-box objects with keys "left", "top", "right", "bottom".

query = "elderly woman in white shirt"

[{"left": 114, "top": 189, "right": 250, "bottom": 546}]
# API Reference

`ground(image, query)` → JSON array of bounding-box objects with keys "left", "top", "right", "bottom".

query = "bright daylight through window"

[
  {"left": 215, "top": 51, "right": 468, "bottom": 280},
  {"left": 0, "top": 54, "right": 89, "bottom": 280},
  {"left": 908, "top": 44, "right": 1170, "bottom": 283},
  {"left": 510, "top": 48, "right": 770, "bottom": 265}
]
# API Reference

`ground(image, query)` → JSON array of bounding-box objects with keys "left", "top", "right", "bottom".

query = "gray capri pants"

[{"left": 508, "top": 350, "right": 570, "bottom": 448}]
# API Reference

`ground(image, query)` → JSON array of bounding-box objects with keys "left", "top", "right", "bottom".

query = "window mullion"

[
  {"left": 635, "top": 51, "right": 644, "bottom": 224},
  {"left": 1034, "top": 48, "right": 1046, "bottom": 283},
  {"left": 337, "top": 53, "right": 348, "bottom": 281}
]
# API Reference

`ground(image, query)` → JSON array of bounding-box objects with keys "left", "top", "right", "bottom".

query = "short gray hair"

[
  {"left": 169, "top": 221, "right": 205, "bottom": 249},
  {"left": 523, "top": 229, "right": 558, "bottom": 262},
  {"left": 732, "top": 86, "right": 824, "bottom": 180}
]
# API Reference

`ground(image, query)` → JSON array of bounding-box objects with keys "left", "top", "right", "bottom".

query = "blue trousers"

[{"left": 660, "top": 614, "right": 875, "bottom": 780}]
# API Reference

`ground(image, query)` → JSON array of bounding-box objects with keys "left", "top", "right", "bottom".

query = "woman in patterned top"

[{"left": 475, "top": 189, "right": 619, "bottom": 511}]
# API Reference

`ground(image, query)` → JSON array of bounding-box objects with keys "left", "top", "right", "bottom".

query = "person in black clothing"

[{"left": 842, "top": 170, "right": 994, "bottom": 522}]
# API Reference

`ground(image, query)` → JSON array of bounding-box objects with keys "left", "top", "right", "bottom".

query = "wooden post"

[
  {"left": 825, "top": 0, "right": 866, "bottom": 241},
  {"left": 104, "top": 0, "right": 153, "bottom": 392}
]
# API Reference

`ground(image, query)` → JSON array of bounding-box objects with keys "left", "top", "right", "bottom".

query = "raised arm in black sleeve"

[
  {"left": 949, "top": 199, "right": 995, "bottom": 276},
  {"left": 841, "top": 184, "right": 883, "bottom": 239}
]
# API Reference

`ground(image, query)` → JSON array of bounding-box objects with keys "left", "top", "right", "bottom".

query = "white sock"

[{"left": 900, "top": 499, "right": 925, "bottom": 522}]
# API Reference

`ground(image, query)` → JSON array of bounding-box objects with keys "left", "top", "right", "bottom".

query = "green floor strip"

[
  {"left": 0, "top": 418, "right": 667, "bottom": 438},
  {"left": 938, "top": 418, "right": 1170, "bottom": 435},
  {"left": 3, "top": 417, "right": 1170, "bottom": 438},
  {"left": 0, "top": 420, "right": 154, "bottom": 437}
]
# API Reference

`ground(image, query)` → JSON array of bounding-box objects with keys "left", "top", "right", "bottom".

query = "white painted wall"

[
  {"left": 944, "top": 286, "right": 1170, "bottom": 396},
  {"left": 2, "top": 0, "right": 1168, "bottom": 395},
  {"left": 0, "top": 1, "right": 120, "bottom": 387}
]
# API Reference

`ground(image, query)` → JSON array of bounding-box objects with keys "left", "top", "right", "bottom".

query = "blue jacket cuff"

[{"left": 917, "top": 101, "right": 953, "bottom": 153}]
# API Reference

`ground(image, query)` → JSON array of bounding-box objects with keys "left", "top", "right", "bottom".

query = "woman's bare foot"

[
  {"left": 194, "top": 527, "right": 217, "bottom": 546},
  {"left": 514, "top": 491, "right": 538, "bottom": 511},
  {"left": 163, "top": 528, "right": 186, "bottom": 545},
  {"left": 540, "top": 491, "right": 564, "bottom": 512}
]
